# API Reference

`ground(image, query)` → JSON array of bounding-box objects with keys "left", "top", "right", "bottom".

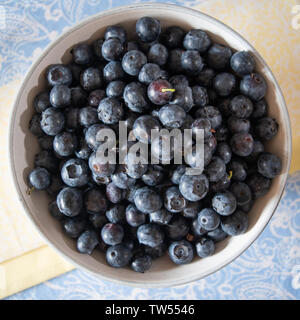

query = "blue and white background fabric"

[{"left": 2, "top": 0, "right": 300, "bottom": 300}]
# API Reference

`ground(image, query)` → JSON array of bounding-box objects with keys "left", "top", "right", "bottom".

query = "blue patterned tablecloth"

[{"left": 2, "top": 0, "right": 300, "bottom": 300}]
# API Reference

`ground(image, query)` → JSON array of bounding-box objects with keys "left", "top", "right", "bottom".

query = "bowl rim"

[{"left": 8, "top": 2, "right": 292, "bottom": 288}]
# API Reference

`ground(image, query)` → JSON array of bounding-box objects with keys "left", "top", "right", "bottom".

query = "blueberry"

[
  {"left": 191, "top": 118, "right": 212, "bottom": 141},
  {"left": 92, "top": 173, "right": 111, "bottom": 186},
  {"left": 133, "top": 115, "right": 161, "bottom": 144},
  {"left": 230, "top": 51, "right": 255, "bottom": 76},
  {"left": 228, "top": 159, "right": 248, "bottom": 181},
  {"left": 255, "top": 117, "right": 278, "bottom": 141},
  {"left": 212, "top": 190, "right": 237, "bottom": 216},
  {"left": 46, "top": 175, "right": 63, "bottom": 196},
  {"left": 161, "top": 26, "right": 184, "bottom": 49},
  {"left": 221, "top": 209, "right": 248, "bottom": 236},
  {"left": 217, "top": 142, "right": 232, "bottom": 164},
  {"left": 50, "top": 85, "right": 71, "bottom": 108},
  {"left": 181, "top": 50, "right": 204, "bottom": 76},
  {"left": 106, "top": 204, "right": 126, "bottom": 224},
  {"left": 124, "top": 152, "right": 148, "bottom": 179},
  {"left": 84, "top": 188, "right": 107, "bottom": 214},
  {"left": 71, "top": 43, "right": 93, "bottom": 65},
  {"left": 148, "top": 43, "right": 168, "bottom": 66},
  {"left": 106, "top": 244, "right": 132, "bottom": 268},
  {"left": 34, "top": 150, "right": 58, "bottom": 173},
  {"left": 169, "top": 75, "right": 189, "bottom": 90},
  {"left": 167, "top": 49, "right": 184, "bottom": 74},
  {"left": 227, "top": 116, "right": 250, "bottom": 133},
  {"left": 195, "top": 68, "right": 216, "bottom": 87},
  {"left": 197, "top": 106, "right": 222, "bottom": 129},
  {"left": 111, "top": 164, "right": 136, "bottom": 189},
  {"left": 164, "top": 186, "right": 187, "bottom": 213},
  {"left": 105, "top": 25, "right": 127, "bottom": 44},
  {"left": 215, "top": 125, "right": 229, "bottom": 142},
  {"left": 251, "top": 98, "right": 268, "bottom": 119},
  {"left": 198, "top": 208, "right": 220, "bottom": 231},
  {"left": 123, "top": 82, "right": 149, "bottom": 113},
  {"left": 142, "top": 165, "right": 164, "bottom": 186},
  {"left": 230, "top": 182, "right": 252, "bottom": 206},
  {"left": 68, "top": 62, "right": 84, "bottom": 84},
  {"left": 80, "top": 67, "right": 103, "bottom": 91},
  {"left": 169, "top": 86, "right": 194, "bottom": 112},
  {"left": 158, "top": 104, "right": 186, "bottom": 128},
  {"left": 103, "top": 61, "right": 125, "bottom": 82},
  {"left": 88, "top": 151, "right": 116, "bottom": 177},
  {"left": 217, "top": 98, "right": 232, "bottom": 118},
  {"left": 101, "top": 223, "right": 124, "bottom": 245},
  {"left": 106, "top": 182, "right": 125, "bottom": 204},
  {"left": 247, "top": 173, "right": 271, "bottom": 198},
  {"left": 70, "top": 86, "right": 88, "bottom": 108},
  {"left": 170, "top": 165, "right": 186, "bottom": 185},
  {"left": 195, "top": 237, "right": 215, "bottom": 257},
  {"left": 63, "top": 216, "right": 86, "bottom": 238},
  {"left": 179, "top": 174, "right": 209, "bottom": 202},
  {"left": 181, "top": 201, "right": 201, "bottom": 219},
  {"left": 138, "top": 63, "right": 162, "bottom": 84},
  {"left": 53, "top": 132, "right": 77, "bottom": 157},
  {"left": 134, "top": 187, "right": 162, "bottom": 214},
  {"left": 239, "top": 199, "right": 254, "bottom": 213},
  {"left": 88, "top": 89, "right": 106, "bottom": 107},
  {"left": 78, "top": 106, "right": 98, "bottom": 127},
  {"left": 106, "top": 80, "right": 125, "bottom": 98},
  {"left": 213, "top": 72, "right": 236, "bottom": 97},
  {"left": 192, "top": 86, "right": 209, "bottom": 108},
  {"left": 125, "top": 182, "right": 143, "bottom": 203},
  {"left": 61, "top": 158, "right": 89, "bottom": 187},
  {"left": 65, "top": 107, "right": 79, "bottom": 131},
  {"left": 168, "top": 240, "right": 194, "bottom": 265},
  {"left": 57, "top": 187, "right": 82, "bottom": 217},
  {"left": 47, "top": 64, "right": 72, "bottom": 86},
  {"left": 229, "top": 95, "right": 253, "bottom": 119},
  {"left": 183, "top": 29, "right": 211, "bottom": 52},
  {"left": 210, "top": 174, "right": 231, "bottom": 193},
  {"left": 97, "top": 97, "right": 124, "bottom": 124},
  {"left": 137, "top": 224, "right": 164, "bottom": 247},
  {"left": 144, "top": 242, "right": 167, "bottom": 259},
  {"left": 147, "top": 79, "right": 174, "bottom": 105},
  {"left": 207, "top": 226, "right": 227, "bottom": 242},
  {"left": 48, "top": 201, "right": 64, "bottom": 221},
  {"left": 34, "top": 91, "right": 51, "bottom": 113},
  {"left": 136, "top": 17, "right": 161, "bottom": 43},
  {"left": 29, "top": 114, "right": 44, "bottom": 137},
  {"left": 166, "top": 215, "right": 190, "bottom": 240},
  {"left": 92, "top": 39, "right": 104, "bottom": 60},
  {"left": 205, "top": 157, "right": 226, "bottom": 182},
  {"left": 240, "top": 73, "right": 267, "bottom": 101},
  {"left": 77, "top": 230, "right": 99, "bottom": 254},
  {"left": 122, "top": 50, "right": 147, "bottom": 76},
  {"left": 131, "top": 255, "right": 152, "bottom": 273},
  {"left": 257, "top": 152, "right": 281, "bottom": 178},
  {"left": 149, "top": 208, "right": 172, "bottom": 225},
  {"left": 126, "top": 204, "right": 146, "bottom": 227},
  {"left": 208, "top": 44, "right": 232, "bottom": 69},
  {"left": 101, "top": 38, "right": 123, "bottom": 61},
  {"left": 191, "top": 217, "right": 207, "bottom": 237},
  {"left": 28, "top": 167, "right": 51, "bottom": 190},
  {"left": 89, "top": 213, "right": 108, "bottom": 229},
  {"left": 85, "top": 123, "right": 108, "bottom": 150},
  {"left": 230, "top": 132, "right": 254, "bottom": 157}
]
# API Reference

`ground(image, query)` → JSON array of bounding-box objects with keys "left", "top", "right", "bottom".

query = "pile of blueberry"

[{"left": 28, "top": 17, "right": 282, "bottom": 272}]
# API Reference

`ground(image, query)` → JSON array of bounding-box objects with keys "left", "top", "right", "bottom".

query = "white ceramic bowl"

[{"left": 9, "top": 3, "right": 292, "bottom": 287}]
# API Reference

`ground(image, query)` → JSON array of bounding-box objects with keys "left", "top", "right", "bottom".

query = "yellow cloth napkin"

[{"left": 0, "top": 0, "right": 299, "bottom": 299}]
